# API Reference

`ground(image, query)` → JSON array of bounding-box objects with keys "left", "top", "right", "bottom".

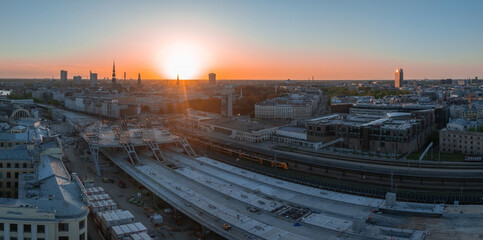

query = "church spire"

[{"left": 112, "top": 61, "right": 117, "bottom": 85}]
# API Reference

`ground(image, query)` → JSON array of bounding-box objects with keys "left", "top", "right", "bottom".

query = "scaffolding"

[
  {"left": 86, "top": 122, "right": 102, "bottom": 176},
  {"left": 177, "top": 137, "right": 196, "bottom": 157},
  {"left": 117, "top": 121, "right": 142, "bottom": 166},
  {"left": 142, "top": 121, "right": 166, "bottom": 161}
]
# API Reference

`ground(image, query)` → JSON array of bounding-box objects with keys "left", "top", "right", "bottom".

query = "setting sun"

[{"left": 158, "top": 43, "right": 204, "bottom": 79}]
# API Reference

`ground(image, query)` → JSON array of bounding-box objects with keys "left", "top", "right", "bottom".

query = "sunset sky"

[{"left": 0, "top": 1, "right": 482, "bottom": 80}]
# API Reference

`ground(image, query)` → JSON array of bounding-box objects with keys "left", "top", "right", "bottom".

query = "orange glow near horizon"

[{"left": 157, "top": 43, "right": 200, "bottom": 79}]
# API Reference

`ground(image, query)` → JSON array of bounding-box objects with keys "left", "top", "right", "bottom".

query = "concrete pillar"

[
  {"left": 45, "top": 225, "right": 49, "bottom": 239},
  {"left": 385, "top": 192, "right": 397, "bottom": 207},
  {"left": 32, "top": 224, "right": 37, "bottom": 240},
  {"left": 4, "top": 223, "right": 9, "bottom": 239},
  {"left": 18, "top": 224, "right": 23, "bottom": 239}
]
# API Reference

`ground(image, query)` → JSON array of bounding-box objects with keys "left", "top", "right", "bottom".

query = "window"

[
  {"left": 59, "top": 237, "right": 69, "bottom": 240},
  {"left": 79, "top": 233, "right": 85, "bottom": 240},
  {"left": 15, "top": 163, "right": 19, "bottom": 168},
  {"left": 6, "top": 173, "right": 10, "bottom": 179},
  {"left": 24, "top": 224, "right": 31, "bottom": 232},
  {"left": 79, "top": 220, "right": 85, "bottom": 229},
  {"left": 37, "top": 225, "right": 45, "bottom": 233},
  {"left": 6, "top": 163, "right": 10, "bottom": 168},
  {"left": 0, "top": 223, "right": 3, "bottom": 230},
  {"left": 10, "top": 223, "right": 17, "bottom": 232},
  {"left": 6, "top": 182, "right": 10, "bottom": 188},
  {"left": 59, "top": 222, "right": 69, "bottom": 231}
]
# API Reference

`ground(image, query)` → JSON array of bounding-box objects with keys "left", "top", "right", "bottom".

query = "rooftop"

[{"left": 13, "top": 153, "right": 88, "bottom": 219}]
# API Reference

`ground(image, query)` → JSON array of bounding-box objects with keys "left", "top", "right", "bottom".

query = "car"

[
  {"left": 102, "top": 178, "right": 114, "bottom": 183},
  {"left": 222, "top": 223, "right": 231, "bottom": 231}
]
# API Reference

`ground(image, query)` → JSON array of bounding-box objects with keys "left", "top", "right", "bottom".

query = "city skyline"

[{"left": 1, "top": 1, "right": 482, "bottom": 80}]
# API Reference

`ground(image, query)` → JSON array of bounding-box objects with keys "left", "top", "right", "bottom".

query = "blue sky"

[{"left": 0, "top": 0, "right": 482, "bottom": 79}]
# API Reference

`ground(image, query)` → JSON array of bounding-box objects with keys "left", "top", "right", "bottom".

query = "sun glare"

[{"left": 159, "top": 43, "right": 202, "bottom": 79}]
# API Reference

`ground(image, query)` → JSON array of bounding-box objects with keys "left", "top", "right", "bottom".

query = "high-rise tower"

[
  {"left": 137, "top": 73, "right": 142, "bottom": 85},
  {"left": 112, "top": 62, "right": 117, "bottom": 85},
  {"left": 176, "top": 74, "right": 180, "bottom": 87},
  {"left": 209, "top": 73, "right": 216, "bottom": 85},
  {"left": 60, "top": 70, "right": 67, "bottom": 85},
  {"left": 89, "top": 71, "right": 98, "bottom": 87},
  {"left": 395, "top": 68, "right": 403, "bottom": 88}
]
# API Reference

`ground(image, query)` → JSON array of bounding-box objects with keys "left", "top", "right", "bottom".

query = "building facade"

[
  {"left": 209, "top": 73, "right": 216, "bottom": 85},
  {"left": 307, "top": 111, "right": 435, "bottom": 155},
  {"left": 395, "top": 68, "right": 403, "bottom": 88},
  {"left": 255, "top": 89, "right": 321, "bottom": 120},
  {"left": 89, "top": 71, "right": 98, "bottom": 87},
  {"left": 0, "top": 137, "right": 89, "bottom": 240},
  {"left": 73, "top": 76, "right": 82, "bottom": 85},
  {"left": 440, "top": 129, "right": 482, "bottom": 155},
  {"left": 60, "top": 70, "right": 67, "bottom": 84}
]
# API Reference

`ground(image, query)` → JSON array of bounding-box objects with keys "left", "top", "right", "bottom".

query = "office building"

[
  {"left": 0, "top": 146, "right": 35, "bottom": 198},
  {"left": 255, "top": 88, "right": 321, "bottom": 120},
  {"left": 60, "top": 70, "right": 68, "bottom": 84},
  {"left": 440, "top": 119, "right": 483, "bottom": 155},
  {"left": 209, "top": 73, "right": 216, "bottom": 85},
  {"left": 306, "top": 110, "right": 435, "bottom": 155},
  {"left": 89, "top": 71, "right": 98, "bottom": 87},
  {"left": 395, "top": 68, "right": 403, "bottom": 88},
  {"left": 73, "top": 76, "right": 82, "bottom": 85},
  {"left": 221, "top": 85, "right": 233, "bottom": 117}
]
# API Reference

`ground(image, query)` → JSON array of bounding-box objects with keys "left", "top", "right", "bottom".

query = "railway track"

[
  {"left": 288, "top": 148, "right": 483, "bottom": 169},
  {"left": 180, "top": 133, "right": 483, "bottom": 204}
]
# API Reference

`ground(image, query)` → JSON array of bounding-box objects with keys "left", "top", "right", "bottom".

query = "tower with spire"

[
  {"left": 137, "top": 73, "right": 142, "bottom": 85},
  {"left": 176, "top": 74, "right": 180, "bottom": 87},
  {"left": 112, "top": 61, "right": 117, "bottom": 85}
]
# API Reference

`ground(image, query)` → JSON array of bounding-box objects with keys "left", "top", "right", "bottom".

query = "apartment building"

[
  {"left": 0, "top": 138, "right": 89, "bottom": 240},
  {"left": 306, "top": 110, "right": 435, "bottom": 155}
]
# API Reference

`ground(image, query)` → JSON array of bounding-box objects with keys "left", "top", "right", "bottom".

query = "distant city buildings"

[
  {"left": 395, "top": 68, "right": 403, "bottom": 88},
  {"left": 221, "top": 85, "right": 234, "bottom": 117},
  {"left": 255, "top": 88, "right": 321, "bottom": 120},
  {"left": 137, "top": 73, "right": 142, "bottom": 85},
  {"left": 64, "top": 96, "right": 139, "bottom": 119},
  {"left": 209, "top": 73, "right": 216, "bottom": 85},
  {"left": 90, "top": 71, "right": 98, "bottom": 87},
  {"left": 60, "top": 70, "right": 68, "bottom": 84},
  {"left": 73, "top": 75, "right": 82, "bottom": 85}
]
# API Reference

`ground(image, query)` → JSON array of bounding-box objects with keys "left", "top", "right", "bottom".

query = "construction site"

[{"left": 61, "top": 113, "right": 483, "bottom": 240}]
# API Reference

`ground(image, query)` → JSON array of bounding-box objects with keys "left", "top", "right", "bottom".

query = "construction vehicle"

[
  {"left": 222, "top": 223, "right": 231, "bottom": 231},
  {"left": 102, "top": 178, "right": 114, "bottom": 183}
]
